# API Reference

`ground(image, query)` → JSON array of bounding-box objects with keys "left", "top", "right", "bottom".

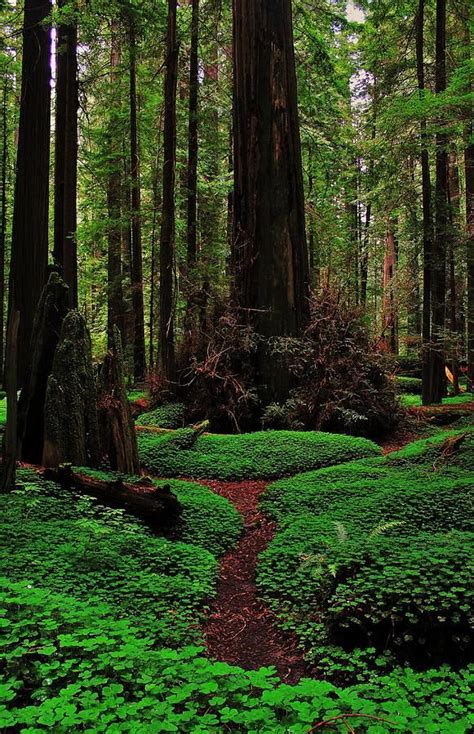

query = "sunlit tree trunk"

[{"left": 232, "top": 0, "right": 309, "bottom": 399}]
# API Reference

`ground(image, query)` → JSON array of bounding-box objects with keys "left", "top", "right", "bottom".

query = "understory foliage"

[
  {"left": 137, "top": 429, "right": 381, "bottom": 481},
  {"left": 179, "top": 291, "right": 403, "bottom": 436},
  {"left": 258, "top": 429, "right": 474, "bottom": 683},
  {"left": 1, "top": 579, "right": 473, "bottom": 733}
]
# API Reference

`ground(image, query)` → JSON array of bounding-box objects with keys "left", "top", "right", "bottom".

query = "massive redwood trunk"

[
  {"left": 382, "top": 219, "right": 398, "bottom": 353},
  {"left": 463, "top": 8, "right": 474, "bottom": 390},
  {"left": 8, "top": 0, "right": 52, "bottom": 388},
  {"left": 54, "top": 0, "right": 78, "bottom": 308},
  {"left": 232, "top": 0, "right": 309, "bottom": 398}
]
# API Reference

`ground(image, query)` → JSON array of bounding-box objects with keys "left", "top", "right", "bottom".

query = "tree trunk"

[
  {"left": 417, "top": 0, "right": 435, "bottom": 405},
  {"left": 54, "top": 0, "right": 78, "bottom": 308},
  {"left": 97, "top": 326, "right": 140, "bottom": 475},
  {"left": 447, "top": 149, "right": 461, "bottom": 394},
  {"left": 382, "top": 218, "right": 398, "bottom": 353},
  {"left": 0, "top": 79, "right": 8, "bottom": 383},
  {"left": 232, "top": 0, "right": 309, "bottom": 399},
  {"left": 129, "top": 16, "right": 146, "bottom": 381},
  {"left": 42, "top": 466, "right": 182, "bottom": 534},
  {"left": 159, "top": 0, "right": 179, "bottom": 385},
  {"left": 17, "top": 273, "right": 69, "bottom": 463},
  {"left": 1, "top": 311, "right": 19, "bottom": 492},
  {"left": 107, "top": 19, "right": 125, "bottom": 347},
  {"left": 8, "top": 0, "right": 52, "bottom": 388},
  {"left": 43, "top": 311, "right": 101, "bottom": 468},
  {"left": 430, "top": 0, "right": 448, "bottom": 404},
  {"left": 463, "top": 10, "right": 474, "bottom": 390},
  {"left": 186, "top": 0, "right": 199, "bottom": 291}
]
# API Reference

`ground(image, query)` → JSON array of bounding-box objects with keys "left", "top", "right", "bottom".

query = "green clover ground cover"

[
  {"left": 1, "top": 579, "right": 472, "bottom": 733},
  {"left": 135, "top": 402, "right": 186, "bottom": 429},
  {"left": 258, "top": 430, "right": 474, "bottom": 686},
  {"left": 138, "top": 428, "right": 381, "bottom": 480}
]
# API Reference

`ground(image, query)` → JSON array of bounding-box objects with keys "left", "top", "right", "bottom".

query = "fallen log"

[{"left": 41, "top": 465, "right": 181, "bottom": 534}]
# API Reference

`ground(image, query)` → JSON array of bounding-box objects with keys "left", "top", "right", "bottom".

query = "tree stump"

[
  {"left": 18, "top": 272, "right": 69, "bottom": 463},
  {"left": 43, "top": 311, "right": 101, "bottom": 467},
  {"left": 98, "top": 327, "right": 140, "bottom": 474}
]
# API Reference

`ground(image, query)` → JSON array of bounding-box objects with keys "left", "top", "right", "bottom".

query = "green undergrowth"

[
  {"left": 258, "top": 435, "right": 474, "bottom": 681},
  {"left": 76, "top": 467, "right": 242, "bottom": 556},
  {"left": 0, "top": 398, "right": 6, "bottom": 427},
  {"left": 138, "top": 429, "right": 381, "bottom": 480},
  {"left": 387, "top": 427, "right": 474, "bottom": 473},
  {"left": 1, "top": 578, "right": 472, "bottom": 733},
  {"left": 401, "top": 392, "right": 474, "bottom": 408},
  {"left": 0, "top": 469, "right": 222, "bottom": 648},
  {"left": 136, "top": 402, "right": 186, "bottom": 429}
]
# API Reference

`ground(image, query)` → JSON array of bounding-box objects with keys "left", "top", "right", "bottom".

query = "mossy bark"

[
  {"left": 43, "top": 311, "right": 101, "bottom": 467},
  {"left": 18, "top": 272, "right": 69, "bottom": 463},
  {"left": 98, "top": 326, "right": 139, "bottom": 474}
]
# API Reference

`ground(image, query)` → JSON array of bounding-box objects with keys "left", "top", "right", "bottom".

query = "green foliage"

[
  {"left": 258, "top": 452, "right": 474, "bottom": 680},
  {"left": 0, "top": 471, "right": 217, "bottom": 648},
  {"left": 395, "top": 376, "right": 422, "bottom": 394},
  {"left": 136, "top": 402, "right": 186, "bottom": 429},
  {"left": 400, "top": 393, "right": 474, "bottom": 408},
  {"left": 388, "top": 428, "right": 474, "bottom": 473},
  {"left": 1, "top": 579, "right": 472, "bottom": 733},
  {"left": 138, "top": 429, "right": 381, "bottom": 480},
  {"left": 76, "top": 468, "right": 243, "bottom": 557},
  {"left": 127, "top": 389, "right": 147, "bottom": 403}
]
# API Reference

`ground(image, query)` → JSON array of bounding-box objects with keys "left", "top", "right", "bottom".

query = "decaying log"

[
  {"left": 43, "top": 311, "right": 101, "bottom": 467},
  {"left": 42, "top": 465, "right": 181, "bottom": 533},
  {"left": 98, "top": 327, "right": 140, "bottom": 474},
  {"left": 18, "top": 272, "right": 69, "bottom": 463}
]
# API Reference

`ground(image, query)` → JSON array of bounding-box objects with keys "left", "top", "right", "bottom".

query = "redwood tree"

[
  {"left": 159, "top": 0, "right": 179, "bottom": 384},
  {"left": 8, "top": 0, "right": 52, "bottom": 388},
  {"left": 232, "top": 0, "right": 309, "bottom": 397},
  {"left": 129, "top": 13, "right": 146, "bottom": 380},
  {"left": 54, "top": 0, "right": 78, "bottom": 308}
]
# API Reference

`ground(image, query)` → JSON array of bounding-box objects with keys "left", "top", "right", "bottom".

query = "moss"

[
  {"left": 136, "top": 402, "right": 186, "bottom": 429},
  {"left": 137, "top": 429, "right": 381, "bottom": 480}
]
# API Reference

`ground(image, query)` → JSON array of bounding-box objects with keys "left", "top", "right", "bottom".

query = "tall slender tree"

[
  {"left": 54, "top": 0, "right": 78, "bottom": 308},
  {"left": 129, "top": 12, "right": 146, "bottom": 380},
  {"left": 8, "top": 0, "right": 52, "bottom": 388},
  {"left": 232, "top": 0, "right": 309, "bottom": 398},
  {"left": 107, "top": 18, "right": 125, "bottom": 345},
  {"left": 430, "top": 0, "right": 448, "bottom": 403},
  {"left": 417, "top": 0, "right": 434, "bottom": 405},
  {"left": 159, "top": 0, "right": 179, "bottom": 384}
]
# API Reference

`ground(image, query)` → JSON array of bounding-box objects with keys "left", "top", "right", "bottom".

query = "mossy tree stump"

[{"left": 43, "top": 311, "right": 101, "bottom": 467}]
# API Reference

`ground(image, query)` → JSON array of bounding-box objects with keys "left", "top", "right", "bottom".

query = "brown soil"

[{"left": 201, "top": 480, "right": 307, "bottom": 684}]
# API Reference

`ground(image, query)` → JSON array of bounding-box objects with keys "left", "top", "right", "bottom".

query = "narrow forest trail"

[{"left": 201, "top": 480, "right": 307, "bottom": 684}]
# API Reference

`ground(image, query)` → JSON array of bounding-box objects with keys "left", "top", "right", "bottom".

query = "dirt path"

[{"left": 201, "top": 480, "right": 307, "bottom": 684}]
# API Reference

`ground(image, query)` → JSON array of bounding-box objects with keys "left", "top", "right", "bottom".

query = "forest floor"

[{"left": 201, "top": 480, "right": 307, "bottom": 684}]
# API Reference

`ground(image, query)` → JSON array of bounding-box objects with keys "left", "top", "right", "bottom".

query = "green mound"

[
  {"left": 401, "top": 392, "right": 474, "bottom": 408},
  {"left": 259, "top": 448, "right": 474, "bottom": 680},
  {"left": 138, "top": 429, "right": 381, "bottom": 480},
  {"left": 388, "top": 428, "right": 474, "bottom": 473},
  {"left": 136, "top": 402, "right": 186, "bottom": 429},
  {"left": 1, "top": 578, "right": 472, "bottom": 733},
  {"left": 0, "top": 470, "right": 218, "bottom": 648}
]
